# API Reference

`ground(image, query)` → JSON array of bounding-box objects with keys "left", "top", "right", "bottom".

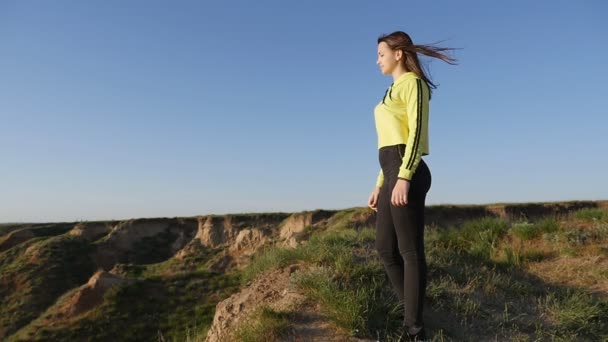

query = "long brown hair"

[{"left": 377, "top": 31, "right": 457, "bottom": 99}]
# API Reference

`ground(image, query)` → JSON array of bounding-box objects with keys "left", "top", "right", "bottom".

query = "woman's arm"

[{"left": 397, "top": 77, "right": 429, "bottom": 181}]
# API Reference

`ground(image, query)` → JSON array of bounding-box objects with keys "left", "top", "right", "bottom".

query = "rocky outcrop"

[
  {"left": 205, "top": 264, "right": 305, "bottom": 342},
  {"left": 100, "top": 220, "right": 171, "bottom": 250},
  {"left": 204, "top": 263, "right": 374, "bottom": 342},
  {"left": 279, "top": 210, "right": 335, "bottom": 248},
  {"left": 93, "top": 218, "right": 198, "bottom": 270},
  {"left": 185, "top": 214, "right": 291, "bottom": 268},
  {"left": 185, "top": 211, "right": 336, "bottom": 269},
  {"left": 196, "top": 216, "right": 237, "bottom": 248},
  {"left": 65, "top": 271, "right": 131, "bottom": 317},
  {"left": 279, "top": 213, "right": 313, "bottom": 246},
  {"left": 195, "top": 213, "right": 291, "bottom": 248},
  {"left": 230, "top": 228, "right": 268, "bottom": 254}
]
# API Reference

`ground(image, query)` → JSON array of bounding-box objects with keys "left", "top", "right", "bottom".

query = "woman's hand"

[
  {"left": 391, "top": 179, "right": 410, "bottom": 206},
  {"left": 368, "top": 187, "right": 380, "bottom": 212}
]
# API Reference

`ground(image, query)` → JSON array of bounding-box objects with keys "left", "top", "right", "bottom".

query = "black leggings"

[{"left": 375, "top": 144, "right": 432, "bottom": 328}]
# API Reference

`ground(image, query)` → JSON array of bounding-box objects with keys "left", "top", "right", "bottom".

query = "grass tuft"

[
  {"left": 232, "top": 305, "right": 292, "bottom": 342},
  {"left": 573, "top": 208, "right": 608, "bottom": 221},
  {"left": 538, "top": 288, "right": 608, "bottom": 338}
]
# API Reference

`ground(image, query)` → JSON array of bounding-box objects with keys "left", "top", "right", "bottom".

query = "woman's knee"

[
  {"left": 375, "top": 244, "right": 400, "bottom": 264},
  {"left": 400, "top": 248, "right": 418, "bottom": 262}
]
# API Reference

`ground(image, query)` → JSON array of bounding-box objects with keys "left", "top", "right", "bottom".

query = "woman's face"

[{"left": 377, "top": 42, "right": 400, "bottom": 75}]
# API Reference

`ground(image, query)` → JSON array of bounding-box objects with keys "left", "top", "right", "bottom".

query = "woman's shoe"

[{"left": 405, "top": 325, "right": 426, "bottom": 341}]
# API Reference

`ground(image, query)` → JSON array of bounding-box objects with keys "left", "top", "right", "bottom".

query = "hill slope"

[{"left": 1, "top": 200, "right": 607, "bottom": 341}]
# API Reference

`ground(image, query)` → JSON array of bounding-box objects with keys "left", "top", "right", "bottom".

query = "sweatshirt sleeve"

[
  {"left": 397, "top": 78, "right": 428, "bottom": 181},
  {"left": 375, "top": 169, "right": 384, "bottom": 188}
]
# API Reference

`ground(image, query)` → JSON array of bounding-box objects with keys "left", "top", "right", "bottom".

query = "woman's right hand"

[{"left": 367, "top": 187, "right": 380, "bottom": 212}]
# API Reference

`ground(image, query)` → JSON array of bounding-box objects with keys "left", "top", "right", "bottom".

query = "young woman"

[{"left": 367, "top": 31, "right": 456, "bottom": 341}]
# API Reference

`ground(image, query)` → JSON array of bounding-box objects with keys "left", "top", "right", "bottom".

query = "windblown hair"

[{"left": 378, "top": 31, "right": 457, "bottom": 99}]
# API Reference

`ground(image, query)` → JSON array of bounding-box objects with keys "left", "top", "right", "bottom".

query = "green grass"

[
  {"left": 1, "top": 219, "right": 241, "bottom": 342},
  {"left": 241, "top": 228, "right": 403, "bottom": 339},
  {"left": 232, "top": 306, "right": 292, "bottom": 342},
  {"left": 242, "top": 228, "right": 375, "bottom": 285},
  {"left": 510, "top": 222, "right": 536, "bottom": 240},
  {"left": 498, "top": 245, "right": 547, "bottom": 268},
  {"left": 112, "top": 244, "right": 223, "bottom": 279},
  {"left": 424, "top": 215, "right": 608, "bottom": 340},
  {"left": 12, "top": 270, "right": 241, "bottom": 342},
  {"left": 572, "top": 207, "right": 608, "bottom": 221},
  {"left": 431, "top": 217, "right": 509, "bottom": 261},
  {"left": 292, "top": 265, "right": 397, "bottom": 337},
  {"left": 322, "top": 207, "right": 372, "bottom": 232},
  {"left": 0, "top": 224, "right": 75, "bottom": 256},
  {"left": 510, "top": 218, "right": 559, "bottom": 240},
  {"left": 125, "top": 229, "right": 179, "bottom": 264},
  {"left": 322, "top": 209, "right": 357, "bottom": 231},
  {"left": 538, "top": 288, "right": 608, "bottom": 339},
  {"left": 1, "top": 236, "right": 95, "bottom": 339}
]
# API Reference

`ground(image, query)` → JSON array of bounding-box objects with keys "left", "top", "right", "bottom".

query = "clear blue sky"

[{"left": 1, "top": 1, "right": 607, "bottom": 223}]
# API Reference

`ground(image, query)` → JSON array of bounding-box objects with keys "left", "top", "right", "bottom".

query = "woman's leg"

[
  {"left": 376, "top": 145, "right": 432, "bottom": 329},
  {"left": 390, "top": 158, "right": 431, "bottom": 328},
  {"left": 390, "top": 191, "right": 427, "bottom": 328},
  {"left": 375, "top": 177, "right": 406, "bottom": 306}
]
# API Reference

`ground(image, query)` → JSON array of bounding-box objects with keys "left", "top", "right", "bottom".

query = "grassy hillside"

[
  {"left": 1, "top": 202, "right": 607, "bottom": 341},
  {"left": 230, "top": 207, "right": 608, "bottom": 341},
  {"left": 0, "top": 235, "right": 95, "bottom": 338}
]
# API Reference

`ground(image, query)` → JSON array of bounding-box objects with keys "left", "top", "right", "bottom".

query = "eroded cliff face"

[
  {"left": 0, "top": 210, "right": 338, "bottom": 340},
  {"left": 92, "top": 218, "right": 198, "bottom": 270}
]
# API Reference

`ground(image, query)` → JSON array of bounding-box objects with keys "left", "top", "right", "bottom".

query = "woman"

[{"left": 367, "top": 31, "right": 456, "bottom": 341}]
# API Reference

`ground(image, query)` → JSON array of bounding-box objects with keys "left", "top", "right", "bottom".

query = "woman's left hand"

[{"left": 391, "top": 179, "right": 410, "bottom": 206}]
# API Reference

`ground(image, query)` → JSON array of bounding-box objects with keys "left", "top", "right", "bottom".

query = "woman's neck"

[{"left": 392, "top": 66, "right": 410, "bottom": 82}]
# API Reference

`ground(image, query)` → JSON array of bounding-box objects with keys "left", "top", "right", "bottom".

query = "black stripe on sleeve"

[{"left": 406, "top": 79, "right": 423, "bottom": 170}]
